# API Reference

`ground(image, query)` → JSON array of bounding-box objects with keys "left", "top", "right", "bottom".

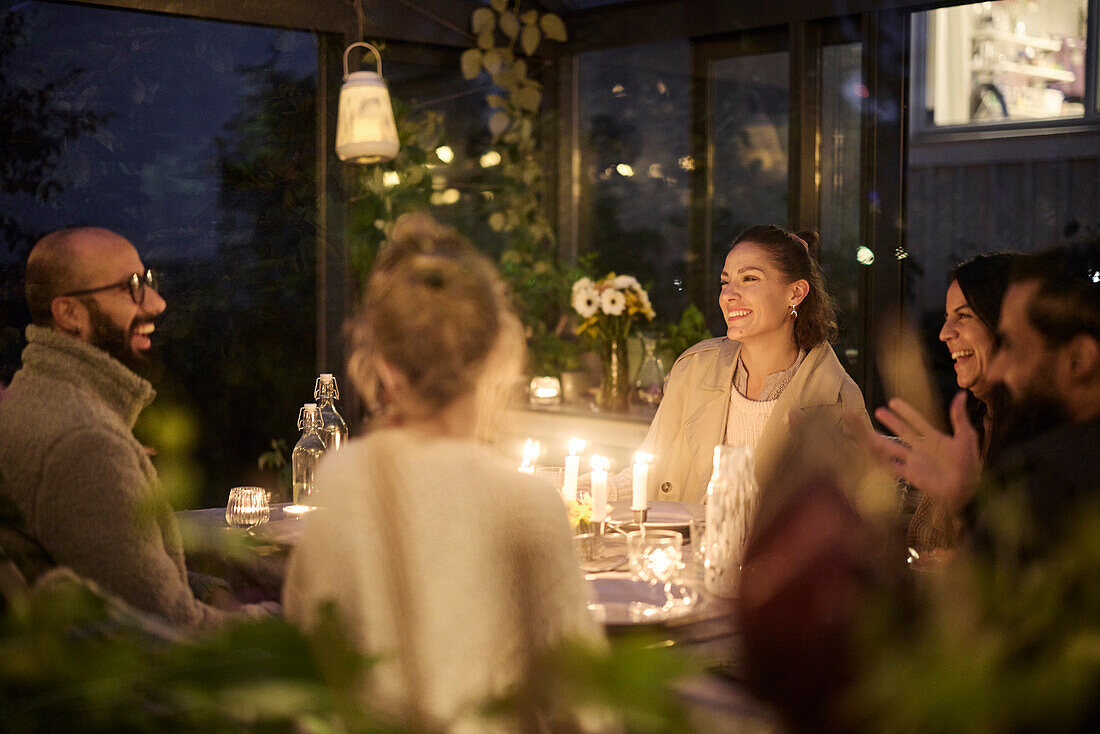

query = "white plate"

[
  {"left": 585, "top": 574, "right": 703, "bottom": 626},
  {"left": 607, "top": 500, "right": 704, "bottom": 530}
]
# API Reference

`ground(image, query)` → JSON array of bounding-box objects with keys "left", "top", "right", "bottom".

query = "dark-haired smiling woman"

[{"left": 618, "top": 225, "right": 871, "bottom": 504}]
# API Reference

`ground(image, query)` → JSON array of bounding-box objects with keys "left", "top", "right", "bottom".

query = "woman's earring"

[{"left": 790, "top": 304, "right": 799, "bottom": 319}]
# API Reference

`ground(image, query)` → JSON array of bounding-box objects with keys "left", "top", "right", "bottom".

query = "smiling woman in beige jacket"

[{"left": 618, "top": 225, "right": 871, "bottom": 504}]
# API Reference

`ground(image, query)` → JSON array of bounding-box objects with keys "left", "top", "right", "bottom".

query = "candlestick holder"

[{"left": 633, "top": 508, "right": 649, "bottom": 525}]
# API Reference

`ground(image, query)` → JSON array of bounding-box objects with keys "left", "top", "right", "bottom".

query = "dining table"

[{"left": 175, "top": 499, "right": 779, "bottom": 731}]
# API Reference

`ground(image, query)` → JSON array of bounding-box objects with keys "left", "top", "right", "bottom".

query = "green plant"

[
  {"left": 0, "top": 569, "right": 703, "bottom": 732},
  {"left": 850, "top": 491, "right": 1100, "bottom": 733},
  {"left": 460, "top": 0, "right": 573, "bottom": 376},
  {"left": 659, "top": 305, "right": 713, "bottom": 361},
  {"left": 257, "top": 438, "right": 291, "bottom": 501}
]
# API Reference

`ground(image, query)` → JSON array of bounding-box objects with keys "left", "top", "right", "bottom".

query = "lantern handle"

[{"left": 343, "top": 42, "right": 383, "bottom": 81}]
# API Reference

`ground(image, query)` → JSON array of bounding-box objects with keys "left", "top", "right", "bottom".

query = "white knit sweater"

[
  {"left": 724, "top": 387, "right": 777, "bottom": 450},
  {"left": 283, "top": 428, "right": 602, "bottom": 732}
]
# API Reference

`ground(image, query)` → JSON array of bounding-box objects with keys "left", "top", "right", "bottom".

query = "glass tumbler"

[
  {"left": 627, "top": 529, "right": 683, "bottom": 584},
  {"left": 225, "top": 486, "right": 270, "bottom": 528}
]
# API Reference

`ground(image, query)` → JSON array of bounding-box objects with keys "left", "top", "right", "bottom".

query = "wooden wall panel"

[{"left": 906, "top": 154, "right": 1100, "bottom": 318}]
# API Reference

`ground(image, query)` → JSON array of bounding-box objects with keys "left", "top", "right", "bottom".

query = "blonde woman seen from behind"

[{"left": 283, "top": 214, "right": 602, "bottom": 732}]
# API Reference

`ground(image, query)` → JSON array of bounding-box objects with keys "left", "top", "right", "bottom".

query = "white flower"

[
  {"left": 600, "top": 288, "right": 626, "bottom": 316},
  {"left": 572, "top": 277, "right": 594, "bottom": 294},
  {"left": 612, "top": 275, "right": 640, "bottom": 290},
  {"left": 572, "top": 287, "right": 599, "bottom": 318}
]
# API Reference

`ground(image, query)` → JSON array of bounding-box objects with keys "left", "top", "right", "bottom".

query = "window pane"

[
  {"left": 0, "top": 0, "right": 318, "bottom": 507},
  {"left": 921, "top": 0, "right": 1088, "bottom": 125},
  {"left": 820, "top": 42, "right": 865, "bottom": 382},
  {"left": 381, "top": 52, "right": 503, "bottom": 262},
  {"left": 708, "top": 50, "right": 789, "bottom": 328},
  {"left": 577, "top": 41, "right": 691, "bottom": 325}
]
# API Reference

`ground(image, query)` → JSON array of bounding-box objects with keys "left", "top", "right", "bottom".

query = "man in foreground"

[{"left": 0, "top": 227, "right": 240, "bottom": 627}]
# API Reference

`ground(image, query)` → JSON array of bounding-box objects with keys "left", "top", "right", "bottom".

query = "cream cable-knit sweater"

[
  {"left": 284, "top": 428, "right": 603, "bottom": 732},
  {"left": 0, "top": 326, "right": 230, "bottom": 627},
  {"left": 724, "top": 388, "right": 777, "bottom": 451}
]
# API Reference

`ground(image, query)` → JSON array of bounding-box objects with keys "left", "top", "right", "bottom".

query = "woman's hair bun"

[{"left": 794, "top": 230, "right": 821, "bottom": 260}]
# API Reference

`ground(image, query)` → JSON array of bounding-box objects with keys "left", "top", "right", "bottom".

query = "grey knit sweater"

[{"left": 0, "top": 326, "right": 229, "bottom": 627}]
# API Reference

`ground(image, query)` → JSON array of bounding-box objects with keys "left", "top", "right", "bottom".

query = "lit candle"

[
  {"left": 518, "top": 438, "right": 540, "bottom": 475},
  {"left": 632, "top": 452, "right": 652, "bottom": 511},
  {"left": 562, "top": 438, "right": 586, "bottom": 502},
  {"left": 590, "top": 455, "right": 609, "bottom": 523}
]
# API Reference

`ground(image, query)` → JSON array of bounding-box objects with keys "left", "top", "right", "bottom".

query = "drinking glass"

[
  {"left": 225, "top": 486, "right": 270, "bottom": 529},
  {"left": 627, "top": 529, "right": 683, "bottom": 608}
]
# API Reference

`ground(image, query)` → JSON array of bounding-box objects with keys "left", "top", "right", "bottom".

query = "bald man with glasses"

[{"left": 0, "top": 227, "right": 248, "bottom": 627}]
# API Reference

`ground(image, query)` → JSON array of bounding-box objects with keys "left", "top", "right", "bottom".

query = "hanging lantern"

[{"left": 335, "top": 42, "right": 399, "bottom": 164}]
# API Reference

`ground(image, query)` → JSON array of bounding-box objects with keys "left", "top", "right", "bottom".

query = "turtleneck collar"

[{"left": 22, "top": 325, "right": 156, "bottom": 428}]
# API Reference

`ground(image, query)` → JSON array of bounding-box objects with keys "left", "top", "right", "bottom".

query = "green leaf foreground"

[{"left": 1, "top": 576, "right": 702, "bottom": 732}]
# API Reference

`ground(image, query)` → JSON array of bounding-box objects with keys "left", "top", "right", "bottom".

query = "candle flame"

[
  {"left": 521, "top": 439, "right": 541, "bottom": 467},
  {"left": 568, "top": 437, "right": 586, "bottom": 456},
  {"left": 633, "top": 452, "right": 653, "bottom": 464},
  {"left": 590, "top": 455, "right": 610, "bottom": 472}
]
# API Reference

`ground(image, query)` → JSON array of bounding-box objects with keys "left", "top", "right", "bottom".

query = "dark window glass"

[
  {"left": 708, "top": 50, "right": 790, "bottom": 283},
  {"left": 382, "top": 49, "right": 504, "bottom": 260},
  {"left": 820, "top": 41, "right": 866, "bottom": 381},
  {"left": 577, "top": 41, "right": 691, "bottom": 326}
]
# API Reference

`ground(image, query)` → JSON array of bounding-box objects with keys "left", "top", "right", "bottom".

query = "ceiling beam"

[
  {"left": 563, "top": 0, "right": 957, "bottom": 51},
  {"left": 58, "top": 0, "right": 476, "bottom": 46}
]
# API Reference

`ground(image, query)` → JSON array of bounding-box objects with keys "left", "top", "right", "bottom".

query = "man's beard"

[
  {"left": 986, "top": 388, "right": 1071, "bottom": 466},
  {"left": 85, "top": 300, "right": 159, "bottom": 382}
]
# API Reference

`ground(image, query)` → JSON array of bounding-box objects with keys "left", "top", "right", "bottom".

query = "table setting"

[{"left": 177, "top": 425, "right": 757, "bottom": 656}]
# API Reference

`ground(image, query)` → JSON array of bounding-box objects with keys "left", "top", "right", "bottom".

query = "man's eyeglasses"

[{"left": 61, "top": 269, "right": 159, "bottom": 306}]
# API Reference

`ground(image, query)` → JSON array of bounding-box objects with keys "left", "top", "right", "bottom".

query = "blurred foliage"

[
  {"left": 0, "top": 572, "right": 705, "bottom": 733},
  {"left": 135, "top": 400, "right": 204, "bottom": 512},
  {"left": 658, "top": 305, "right": 713, "bottom": 363},
  {"left": 0, "top": 582, "right": 396, "bottom": 734},
  {"left": 849, "top": 487, "right": 1100, "bottom": 733},
  {"left": 486, "top": 634, "right": 700, "bottom": 734}
]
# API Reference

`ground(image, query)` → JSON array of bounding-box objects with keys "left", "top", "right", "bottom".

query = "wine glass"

[
  {"left": 225, "top": 486, "right": 270, "bottom": 530},
  {"left": 627, "top": 529, "right": 683, "bottom": 611}
]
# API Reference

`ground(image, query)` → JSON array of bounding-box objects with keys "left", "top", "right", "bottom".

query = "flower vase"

[
  {"left": 598, "top": 335, "right": 630, "bottom": 412},
  {"left": 631, "top": 332, "right": 666, "bottom": 412}
]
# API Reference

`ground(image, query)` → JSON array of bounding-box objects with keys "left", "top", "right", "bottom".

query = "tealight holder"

[
  {"left": 225, "top": 486, "right": 270, "bottom": 529},
  {"left": 528, "top": 375, "right": 562, "bottom": 406}
]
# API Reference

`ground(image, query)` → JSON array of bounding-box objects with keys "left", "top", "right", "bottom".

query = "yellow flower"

[{"left": 565, "top": 497, "right": 593, "bottom": 528}]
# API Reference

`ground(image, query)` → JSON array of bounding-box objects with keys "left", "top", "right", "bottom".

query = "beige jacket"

[{"left": 640, "top": 338, "right": 871, "bottom": 503}]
